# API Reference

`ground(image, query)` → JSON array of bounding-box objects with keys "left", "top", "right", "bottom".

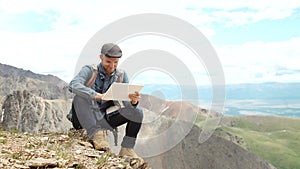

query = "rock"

[
  {"left": 41, "top": 136, "right": 49, "bottom": 142},
  {"left": 25, "top": 158, "right": 59, "bottom": 168},
  {"left": 58, "top": 135, "right": 70, "bottom": 141},
  {"left": 0, "top": 158, "right": 9, "bottom": 166},
  {"left": 78, "top": 140, "right": 93, "bottom": 148},
  {"left": 139, "top": 94, "right": 221, "bottom": 120},
  {"left": 1, "top": 90, "right": 72, "bottom": 133},
  {"left": 13, "top": 164, "right": 30, "bottom": 169}
]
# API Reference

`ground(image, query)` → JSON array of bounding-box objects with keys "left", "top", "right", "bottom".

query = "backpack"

[
  {"left": 67, "top": 102, "right": 82, "bottom": 129},
  {"left": 67, "top": 65, "right": 124, "bottom": 130}
]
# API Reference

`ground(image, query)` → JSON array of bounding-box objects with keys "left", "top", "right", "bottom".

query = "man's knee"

[
  {"left": 135, "top": 107, "right": 143, "bottom": 122},
  {"left": 73, "top": 95, "right": 89, "bottom": 107},
  {"left": 120, "top": 107, "right": 143, "bottom": 123}
]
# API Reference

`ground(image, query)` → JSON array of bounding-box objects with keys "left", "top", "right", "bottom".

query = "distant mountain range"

[
  {"left": 141, "top": 82, "right": 300, "bottom": 101},
  {"left": 0, "top": 63, "right": 72, "bottom": 99},
  {"left": 2, "top": 62, "right": 298, "bottom": 101},
  {"left": 225, "top": 82, "right": 300, "bottom": 100}
]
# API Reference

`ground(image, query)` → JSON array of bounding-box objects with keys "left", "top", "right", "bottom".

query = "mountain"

[
  {"left": 0, "top": 63, "right": 72, "bottom": 100},
  {"left": 0, "top": 63, "right": 279, "bottom": 168},
  {"left": 225, "top": 82, "right": 300, "bottom": 100},
  {"left": 0, "top": 63, "right": 73, "bottom": 133},
  {"left": 217, "top": 115, "right": 300, "bottom": 169},
  {"left": 144, "top": 122, "right": 276, "bottom": 169},
  {"left": 141, "top": 82, "right": 300, "bottom": 101},
  {"left": 0, "top": 64, "right": 149, "bottom": 168},
  {"left": 103, "top": 102, "right": 276, "bottom": 169}
]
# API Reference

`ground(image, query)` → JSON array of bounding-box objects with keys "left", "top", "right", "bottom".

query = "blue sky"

[{"left": 0, "top": 0, "right": 299, "bottom": 85}]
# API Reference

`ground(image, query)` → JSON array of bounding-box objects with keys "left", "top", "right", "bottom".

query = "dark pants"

[
  {"left": 106, "top": 110, "right": 143, "bottom": 138},
  {"left": 73, "top": 95, "right": 143, "bottom": 148}
]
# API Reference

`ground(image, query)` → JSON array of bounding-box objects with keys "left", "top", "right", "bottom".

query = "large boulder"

[{"left": 1, "top": 90, "right": 72, "bottom": 133}]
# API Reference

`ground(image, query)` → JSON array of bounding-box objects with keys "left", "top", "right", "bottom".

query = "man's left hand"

[{"left": 129, "top": 91, "right": 141, "bottom": 105}]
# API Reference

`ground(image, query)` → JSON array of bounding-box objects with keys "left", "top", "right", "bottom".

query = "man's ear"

[{"left": 100, "top": 54, "right": 104, "bottom": 60}]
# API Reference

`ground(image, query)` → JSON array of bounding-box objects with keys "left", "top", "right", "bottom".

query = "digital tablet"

[{"left": 102, "top": 82, "right": 144, "bottom": 101}]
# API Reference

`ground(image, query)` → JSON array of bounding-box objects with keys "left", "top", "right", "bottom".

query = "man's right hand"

[{"left": 94, "top": 93, "right": 104, "bottom": 100}]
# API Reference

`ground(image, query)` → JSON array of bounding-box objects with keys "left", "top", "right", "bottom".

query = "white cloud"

[
  {"left": 0, "top": 0, "right": 299, "bottom": 84},
  {"left": 185, "top": 0, "right": 300, "bottom": 26},
  {"left": 117, "top": 35, "right": 212, "bottom": 85},
  {"left": 217, "top": 37, "right": 300, "bottom": 83}
]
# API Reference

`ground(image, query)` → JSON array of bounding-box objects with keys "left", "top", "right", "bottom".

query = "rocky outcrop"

[
  {"left": 1, "top": 90, "right": 72, "bottom": 133},
  {"left": 144, "top": 123, "right": 276, "bottom": 169},
  {"left": 140, "top": 94, "right": 221, "bottom": 120},
  {"left": 0, "top": 96, "right": 3, "bottom": 124}
]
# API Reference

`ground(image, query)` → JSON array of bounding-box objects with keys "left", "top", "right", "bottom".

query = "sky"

[{"left": 0, "top": 0, "right": 299, "bottom": 85}]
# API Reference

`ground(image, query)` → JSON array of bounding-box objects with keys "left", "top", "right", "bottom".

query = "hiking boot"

[
  {"left": 93, "top": 130, "right": 110, "bottom": 151},
  {"left": 119, "top": 147, "right": 144, "bottom": 163}
]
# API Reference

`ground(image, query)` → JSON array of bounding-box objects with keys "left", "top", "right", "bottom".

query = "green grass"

[
  {"left": 0, "top": 139, "right": 7, "bottom": 144},
  {"left": 75, "top": 164, "right": 84, "bottom": 169},
  {"left": 11, "top": 152, "right": 23, "bottom": 159},
  {"left": 209, "top": 116, "right": 300, "bottom": 169},
  {"left": 97, "top": 156, "right": 108, "bottom": 165},
  {"left": 248, "top": 131, "right": 299, "bottom": 169},
  {"left": 230, "top": 116, "right": 300, "bottom": 132}
]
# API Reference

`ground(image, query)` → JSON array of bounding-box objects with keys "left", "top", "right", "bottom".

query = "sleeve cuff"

[{"left": 131, "top": 101, "right": 139, "bottom": 107}]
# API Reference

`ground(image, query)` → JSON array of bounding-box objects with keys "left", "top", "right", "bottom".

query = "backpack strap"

[
  {"left": 114, "top": 69, "right": 125, "bottom": 110},
  {"left": 117, "top": 69, "right": 124, "bottom": 83},
  {"left": 85, "top": 64, "right": 98, "bottom": 87}
]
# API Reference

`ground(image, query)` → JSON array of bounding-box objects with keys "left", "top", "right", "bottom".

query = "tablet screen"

[{"left": 102, "top": 82, "right": 144, "bottom": 101}]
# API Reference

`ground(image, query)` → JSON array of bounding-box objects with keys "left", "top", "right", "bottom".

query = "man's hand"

[
  {"left": 94, "top": 93, "right": 104, "bottom": 100},
  {"left": 129, "top": 91, "right": 141, "bottom": 105}
]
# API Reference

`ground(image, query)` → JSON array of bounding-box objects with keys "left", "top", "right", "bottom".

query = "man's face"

[{"left": 100, "top": 55, "right": 119, "bottom": 75}]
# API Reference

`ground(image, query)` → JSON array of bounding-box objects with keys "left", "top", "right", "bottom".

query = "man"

[{"left": 68, "top": 43, "right": 143, "bottom": 159}]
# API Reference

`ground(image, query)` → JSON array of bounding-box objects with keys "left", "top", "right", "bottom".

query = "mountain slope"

[
  {"left": 144, "top": 122, "right": 276, "bottom": 169},
  {"left": 0, "top": 63, "right": 71, "bottom": 99},
  {"left": 216, "top": 115, "right": 300, "bottom": 169}
]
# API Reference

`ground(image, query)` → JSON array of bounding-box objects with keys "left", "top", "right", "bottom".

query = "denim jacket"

[{"left": 68, "top": 63, "right": 133, "bottom": 108}]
